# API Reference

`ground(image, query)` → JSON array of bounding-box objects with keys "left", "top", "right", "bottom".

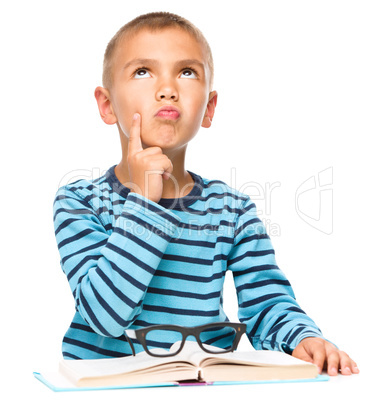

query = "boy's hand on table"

[
  {"left": 292, "top": 337, "right": 359, "bottom": 376},
  {"left": 127, "top": 113, "right": 173, "bottom": 203}
]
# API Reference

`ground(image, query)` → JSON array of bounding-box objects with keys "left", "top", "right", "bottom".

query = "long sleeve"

[
  {"left": 53, "top": 184, "right": 181, "bottom": 338},
  {"left": 228, "top": 196, "right": 324, "bottom": 353}
]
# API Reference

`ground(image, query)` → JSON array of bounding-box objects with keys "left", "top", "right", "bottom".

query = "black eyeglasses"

[{"left": 124, "top": 322, "right": 246, "bottom": 357}]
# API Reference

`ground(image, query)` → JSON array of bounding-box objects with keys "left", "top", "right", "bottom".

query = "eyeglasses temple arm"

[
  {"left": 233, "top": 323, "right": 247, "bottom": 351},
  {"left": 124, "top": 330, "right": 136, "bottom": 357}
]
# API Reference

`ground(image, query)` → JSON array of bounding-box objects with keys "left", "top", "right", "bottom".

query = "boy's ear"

[
  {"left": 94, "top": 86, "right": 117, "bottom": 125},
  {"left": 201, "top": 91, "right": 218, "bottom": 128}
]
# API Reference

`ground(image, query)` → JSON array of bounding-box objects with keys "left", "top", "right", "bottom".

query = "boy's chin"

[
  {"left": 143, "top": 140, "right": 179, "bottom": 151},
  {"left": 143, "top": 126, "right": 179, "bottom": 148}
]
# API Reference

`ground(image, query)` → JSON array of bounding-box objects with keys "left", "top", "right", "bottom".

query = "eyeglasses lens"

[
  {"left": 144, "top": 329, "right": 184, "bottom": 356},
  {"left": 199, "top": 325, "right": 237, "bottom": 352}
]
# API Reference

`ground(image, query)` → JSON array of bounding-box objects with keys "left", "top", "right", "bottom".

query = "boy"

[{"left": 53, "top": 11, "right": 358, "bottom": 376}]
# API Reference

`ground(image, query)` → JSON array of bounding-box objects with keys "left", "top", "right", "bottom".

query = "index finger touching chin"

[{"left": 128, "top": 113, "right": 143, "bottom": 155}]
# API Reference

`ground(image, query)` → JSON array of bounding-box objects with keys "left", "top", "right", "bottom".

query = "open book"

[{"left": 49, "top": 342, "right": 319, "bottom": 388}]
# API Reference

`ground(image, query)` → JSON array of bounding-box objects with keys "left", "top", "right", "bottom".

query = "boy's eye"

[
  {"left": 180, "top": 69, "right": 197, "bottom": 79},
  {"left": 134, "top": 68, "right": 151, "bottom": 79}
]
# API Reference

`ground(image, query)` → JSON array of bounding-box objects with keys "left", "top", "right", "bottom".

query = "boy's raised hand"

[
  {"left": 292, "top": 337, "right": 359, "bottom": 376},
  {"left": 127, "top": 113, "right": 173, "bottom": 204}
]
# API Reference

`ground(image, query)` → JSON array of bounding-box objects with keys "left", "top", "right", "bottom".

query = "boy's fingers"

[
  {"left": 312, "top": 347, "right": 326, "bottom": 374},
  {"left": 351, "top": 362, "right": 360, "bottom": 374},
  {"left": 165, "top": 158, "right": 174, "bottom": 174},
  {"left": 154, "top": 156, "right": 174, "bottom": 178},
  {"left": 339, "top": 352, "right": 359, "bottom": 375},
  {"left": 294, "top": 339, "right": 359, "bottom": 376},
  {"left": 128, "top": 113, "right": 143, "bottom": 156},
  {"left": 163, "top": 161, "right": 173, "bottom": 179},
  {"left": 325, "top": 349, "right": 340, "bottom": 376}
]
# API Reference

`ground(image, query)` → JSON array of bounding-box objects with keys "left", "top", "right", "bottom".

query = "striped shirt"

[{"left": 53, "top": 165, "right": 324, "bottom": 360}]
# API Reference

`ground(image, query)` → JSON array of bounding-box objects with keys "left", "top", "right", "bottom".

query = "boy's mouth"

[{"left": 155, "top": 105, "right": 181, "bottom": 120}]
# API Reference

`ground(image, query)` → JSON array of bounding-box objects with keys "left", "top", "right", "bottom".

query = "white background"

[{"left": 1, "top": 1, "right": 390, "bottom": 400}]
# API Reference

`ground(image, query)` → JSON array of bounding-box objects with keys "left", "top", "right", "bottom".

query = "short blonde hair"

[{"left": 102, "top": 11, "right": 214, "bottom": 89}]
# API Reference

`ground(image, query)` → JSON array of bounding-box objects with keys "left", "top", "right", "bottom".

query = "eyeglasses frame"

[{"left": 124, "top": 322, "right": 247, "bottom": 357}]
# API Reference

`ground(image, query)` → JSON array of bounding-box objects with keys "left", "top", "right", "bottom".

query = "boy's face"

[{"left": 99, "top": 27, "right": 216, "bottom": 151}]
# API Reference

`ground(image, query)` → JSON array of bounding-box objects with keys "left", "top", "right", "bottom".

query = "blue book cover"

[{"left": 33, "top": 371, "right": 329, "bottom": 392}]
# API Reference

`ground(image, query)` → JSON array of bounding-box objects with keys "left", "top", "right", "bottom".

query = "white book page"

[
  {"left": 198, "top": 350, "right": 315, "bottom": 368},
  {"left": 59, "top": 341, "right": 203, "bottom": 380}
]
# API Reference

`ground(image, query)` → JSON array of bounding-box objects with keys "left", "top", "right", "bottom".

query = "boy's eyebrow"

[
  {"left": 123, "top": 58, "right": 205, "bottom": 73},
  {"left": 123, "top": 58, "right": 159, "bottom": 71},
  {"left": 174, "top": 59, "right": 205, "bottom": 71}
]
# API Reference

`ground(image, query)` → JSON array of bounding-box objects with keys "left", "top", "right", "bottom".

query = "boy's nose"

[{"left": 156, "top": 83, "right": 178, "bottom": 101}]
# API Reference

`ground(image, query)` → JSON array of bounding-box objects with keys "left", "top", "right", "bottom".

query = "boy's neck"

[{"left": 115, "top": 146, "right": 195, "bottom": 200}]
